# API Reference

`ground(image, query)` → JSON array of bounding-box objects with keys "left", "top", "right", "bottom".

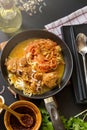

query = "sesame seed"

[{"left": 16, "top": 0, "right": 47, "bottom": 16}]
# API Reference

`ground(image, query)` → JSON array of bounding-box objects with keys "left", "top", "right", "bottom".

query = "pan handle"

[{"left": 44, "top": 97, "right": 65, "bottom": 130}]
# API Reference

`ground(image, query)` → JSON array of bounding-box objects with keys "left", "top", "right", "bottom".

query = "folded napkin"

[{"left": 45, "top": 6, "right": 87, "bottom": 38}]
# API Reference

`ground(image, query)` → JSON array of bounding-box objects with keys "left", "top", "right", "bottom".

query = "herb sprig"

[
  {"left": 61, "top": 112, "right": 87, "bottom": 130},
  {"left": 39, "top": 107, "right": 54, "bottom": 130}
]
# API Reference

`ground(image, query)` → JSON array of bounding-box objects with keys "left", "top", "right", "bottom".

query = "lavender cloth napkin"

[{"left": 45, "top": 6, "right": 87, "bottom": 39}]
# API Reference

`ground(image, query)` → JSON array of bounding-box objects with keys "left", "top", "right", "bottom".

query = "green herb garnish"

[
  {"left": 39, "top": 106, "right": 54, "bottom": 130},
  {"left": 61, "top": 114, "right": 87, "bottom": 130}
]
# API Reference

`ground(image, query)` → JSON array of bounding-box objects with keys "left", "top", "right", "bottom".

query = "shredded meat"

[
  {"left": 43, "top": 72, "right": 59, "bottom": 88},
  {"left": 5, "top": 58, "right": 18, "bottom": 73}
]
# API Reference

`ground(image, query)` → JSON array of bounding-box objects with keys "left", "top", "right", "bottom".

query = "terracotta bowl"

[{"left": 4, "top": 100, "right": 42, "bottom": 130}]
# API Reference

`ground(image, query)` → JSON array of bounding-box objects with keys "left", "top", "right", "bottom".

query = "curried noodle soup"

[{"left": 5, "top": 38, "right": 65, "bottom": 96}]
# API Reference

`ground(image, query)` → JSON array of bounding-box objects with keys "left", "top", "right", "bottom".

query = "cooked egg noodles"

[{"left": 5, "top": 38, "right": 65, "bottom": 96}]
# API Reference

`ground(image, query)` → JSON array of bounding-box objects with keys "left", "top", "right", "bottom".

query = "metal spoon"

[
  {"left": 0, "top": 103, "right": 33, "bottom": 127},
  {"left": 76, "top": 33, "right": 87, "bottom": 86}
]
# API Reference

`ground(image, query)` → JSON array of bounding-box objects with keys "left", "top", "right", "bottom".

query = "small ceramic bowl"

[
  {"left": 4, "top": 100, "right": 42, "bottom": 130},
  {"left": 0, "top": 95, "right": 5, "bottom": 113}
]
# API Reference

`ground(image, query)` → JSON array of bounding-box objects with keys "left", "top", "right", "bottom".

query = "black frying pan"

[{"left": 0, "top": 29, "right": 73, "bottom": 130}]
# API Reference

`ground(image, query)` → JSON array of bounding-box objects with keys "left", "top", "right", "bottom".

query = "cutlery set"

[
  {"left": 76, "top": 33, "right": 87, "bottom": 87},
  {"left": 62, "top": 24, "right": 87, "bottom": 103},
  {"left": 76, "top": 33, "right": 87, "bottom": 100}
]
